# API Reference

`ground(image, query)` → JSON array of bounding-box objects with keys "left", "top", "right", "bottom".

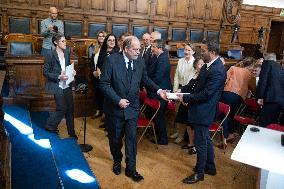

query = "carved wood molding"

[{"left": 224, "top": 0, "right": 241, "bottom": 24}]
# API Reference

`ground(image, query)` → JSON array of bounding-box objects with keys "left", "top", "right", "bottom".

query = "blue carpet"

[
  {"left": 31, "top": 111, "right": 100, "bottom": 189},
  {"left": 4, "top": 105, "right": 61, "bottom": 189}
]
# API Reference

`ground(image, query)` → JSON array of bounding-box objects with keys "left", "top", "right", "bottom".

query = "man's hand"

[
  {"left": 118, "top": 99, "right": 130, "bottom": 109},
  {"left": 257, "top": 99, "right": 264, "bottom": 106},
  {"left": 48, "top": 25, "right": 54, "bottom": 32},
  {"left": 158, "top": 90, "right": 168, "bottom": 101}
]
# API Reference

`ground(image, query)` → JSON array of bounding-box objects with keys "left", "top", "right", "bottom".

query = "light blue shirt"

[{"left": 41, "top": 17, "right": 64, "bottom": 50}]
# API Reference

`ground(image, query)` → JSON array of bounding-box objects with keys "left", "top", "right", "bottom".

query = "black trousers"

[
  {"left": 259, "top": 102, "right": 282, "bottom": 127},
  {"left": 193, "top": 124, "right": 216, "bottom": 176},
  {"left": 106, "top": 114, "right": 138, "bottom": 171},
  {"left": 46, "top": 87, "right": 75, "bottom": 135}
]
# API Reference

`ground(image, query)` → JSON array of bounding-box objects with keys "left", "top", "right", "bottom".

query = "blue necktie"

[{"left": 127, "top": 61, "right": 133, "bottom": 82}]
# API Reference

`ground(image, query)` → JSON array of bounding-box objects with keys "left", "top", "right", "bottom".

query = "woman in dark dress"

[
  {"left": 175, "top": 57, "right": 205, "bottom": 154},
  {"left": 95, "top": 34, "right": 119, "bottom": 126}
]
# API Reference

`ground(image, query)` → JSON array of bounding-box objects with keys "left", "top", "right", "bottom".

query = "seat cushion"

[{"left": 10, "top": 42, "right": 33, "bottom": 55}]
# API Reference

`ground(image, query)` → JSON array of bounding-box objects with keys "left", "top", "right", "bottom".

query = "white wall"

[{"left": 243, "top": 0, "right": 284, "bottom": 8}]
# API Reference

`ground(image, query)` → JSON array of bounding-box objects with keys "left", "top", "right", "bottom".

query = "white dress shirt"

[{"left": 173, "top": 56, "right": 195, "bottom": 92}]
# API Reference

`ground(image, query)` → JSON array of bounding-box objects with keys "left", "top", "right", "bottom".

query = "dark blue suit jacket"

[
  {"left": 99, "top": 52, "right": 160, "bottom": 120},
  {"left": 148, "top": 52, "right": 172, "bottom": 99},
  {"left": 256, "top": 60, "right": 284, "bottom": 108},
  {"left": 183, "top": 57, "right": 226, "bottom": 126},
  {"left": 43, "top": 48, "right": 71, "bottom": 95}
]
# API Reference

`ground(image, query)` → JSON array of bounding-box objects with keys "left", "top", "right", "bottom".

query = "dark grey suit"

[
  {"left": 99, "top": 52, "right": 159, "bottom": 171},
  {"left": 256, "top": 60, "right": 284, "bottom": 127},
  {"left": 43, "top": 48, "right": 75, "bottom": 135}
]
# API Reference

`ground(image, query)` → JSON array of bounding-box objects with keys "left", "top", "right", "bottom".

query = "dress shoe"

[
  {"left": 182, "top": 173, "right": 204, "bottom": 184},
  {"left": 125, "top": 169, "right": 144, "bottom": 182},
  {"left": 192, "top": 167, "right": 217, "bottom": 176},
  {"left": 181, "top": 144, "right": 194, "bottom": 149},
  {"left": 45, "top": 127, "right": 59, "bottom": 133},
  {"left": 150, "top": 139, "right": 168, "bottom": 145},
  {"left": 69, "top": 134, "right": 78, "bottom": 140},
  {"left": 188, "top": 147, "right": 197, "bottom": 155},
  {"left": 112, "top": 163, "right": 121, "bottom": 175}
]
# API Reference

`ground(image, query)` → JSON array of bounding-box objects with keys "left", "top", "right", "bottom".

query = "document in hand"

[
  {"left": 65, "top": 64, "right": 75, "bottom": 85},
  {"left": 166, "top": 93, "right": 190, "bottom": 100}
]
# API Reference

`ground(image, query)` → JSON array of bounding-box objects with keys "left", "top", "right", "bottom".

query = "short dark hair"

[
  {"left": 52, "top": 33, "right": 64, "bottom": 46},
  {"left": 202, "top": 40, "right": 220, "bottom": 55}
]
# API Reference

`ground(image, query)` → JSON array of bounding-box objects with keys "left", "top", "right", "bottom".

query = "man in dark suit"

[
  {"left": 99, "top": 36, "right": 167, "bottom": 182},
  {"left": 148, "top": 39, "right": 172, "bottom": 145},
  {"left": 43, "top": 33, "right": 77, "bottom": 140},
  {"left": 256, "top": 57, "right": 284, "bottom": 127},
  {"left": 178, "top": 40, "right": 226, "bottom": 184}
]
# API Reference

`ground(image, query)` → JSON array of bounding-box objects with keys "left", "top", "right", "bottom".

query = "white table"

[{"left": 231, "top": 125, "right": 284, "bottom": 189}]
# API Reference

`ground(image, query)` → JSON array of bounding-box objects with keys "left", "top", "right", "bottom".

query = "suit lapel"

[
  {"left": 119, "top": 54, "right": 129, "bottom": 89},
  {"left": 52, "top": 50, "right": 61, "bottom": 71}
]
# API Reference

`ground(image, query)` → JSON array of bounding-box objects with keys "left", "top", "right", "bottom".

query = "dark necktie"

[{"left": 127, "top": 61, "right": 133, "bottom": 82}]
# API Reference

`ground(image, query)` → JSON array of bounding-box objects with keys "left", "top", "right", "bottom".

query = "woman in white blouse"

[{"left": 171, "top": 44, "right": 196, "bottom": 143}]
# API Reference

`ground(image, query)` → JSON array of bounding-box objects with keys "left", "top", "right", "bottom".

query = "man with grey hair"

[
  {"left": 100, "top": 36, "right": 167, "bottom": 182},
  {"left": 263, "top": 52, "right": 277, "bottom": 62},
  {"left": 41, "top": 7, "right": 64, "bottom": 57}
]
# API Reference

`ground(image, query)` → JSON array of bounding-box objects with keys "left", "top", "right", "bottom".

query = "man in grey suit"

[
  {"left": 99, "top": 36, "right": 167, "bottom": 182},
  {"left": 41, "top": 7, "right": 64, "bottom": 57}
]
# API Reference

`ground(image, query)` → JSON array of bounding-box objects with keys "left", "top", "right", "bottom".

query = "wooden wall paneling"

[
  {"left": 172, "top": 0, "right": 189, "bottom": 20},
  {"left": 133, "top": 0, "right": 150, "bottom": 17},
  {"left": 209, "top": 0, "right": 224, "bottom": 21},
  {"left": 64, "top": 0, "right": 81, "bottom": 9},
  {"left": 154, "top": 0, "right": 170, "bottom": 18},
  {"left": 38, "top": 0, "right": 58, "bottom": 6},
  {"left": 191, "top": 0, "right": 206, "bottom": 19},
  {"left": 113, "top": 0, "right": 129, "bottom": 15},
  {"left": 90, "top": 0, "right": 108, "bottom": 14}
]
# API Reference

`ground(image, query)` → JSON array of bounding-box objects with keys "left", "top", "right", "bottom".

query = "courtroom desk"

[
  {"left": 231, "top": 125, "right": 284, "bottom": 189},
  {"left": 4, "top": 55, "right": 95, "bottom": 117}
]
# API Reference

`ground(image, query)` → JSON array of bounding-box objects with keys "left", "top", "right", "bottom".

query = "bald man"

[{"left": 41, "top": 7, "right": 64, "bottom": 57}]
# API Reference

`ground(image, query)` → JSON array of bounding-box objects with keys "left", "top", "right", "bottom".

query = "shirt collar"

[{"left": 206, "top": 56, "right": 219, "bottom": 69}]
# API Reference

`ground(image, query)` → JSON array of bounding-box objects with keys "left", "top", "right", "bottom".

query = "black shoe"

[
  {"left": 125, "top": 169, "right": 144, "bottom": 182},
  {"left": 150, "top": 139, "right": 168, "bottom": 145},
  {"left": 112, "top": 163, "right": 121, "bottom": 175},
  {"left": 45, "top": 127, "right": 59, "bottom": 133},
  {"left": 188, "top": 147, "right": 197, "bottom": 155},
  {"left": 192, "top": 167, "right": 217, "bottom": 176},
  {"left": 69, "top": 134, "right": 78, "bottom": 140},
  {"left": 99, "top": 124, "right": 105, "bottom": 128},
  {"left": 182, "top": 173, "right": 204, "bottom": 184},
  {"left": 181, "top": 144, "right": 194, "bottom": 149}
]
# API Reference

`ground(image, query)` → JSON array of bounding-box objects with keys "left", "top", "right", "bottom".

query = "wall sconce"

[{"left": 231, "top": 23, "right": 240, "bottom": 43}]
